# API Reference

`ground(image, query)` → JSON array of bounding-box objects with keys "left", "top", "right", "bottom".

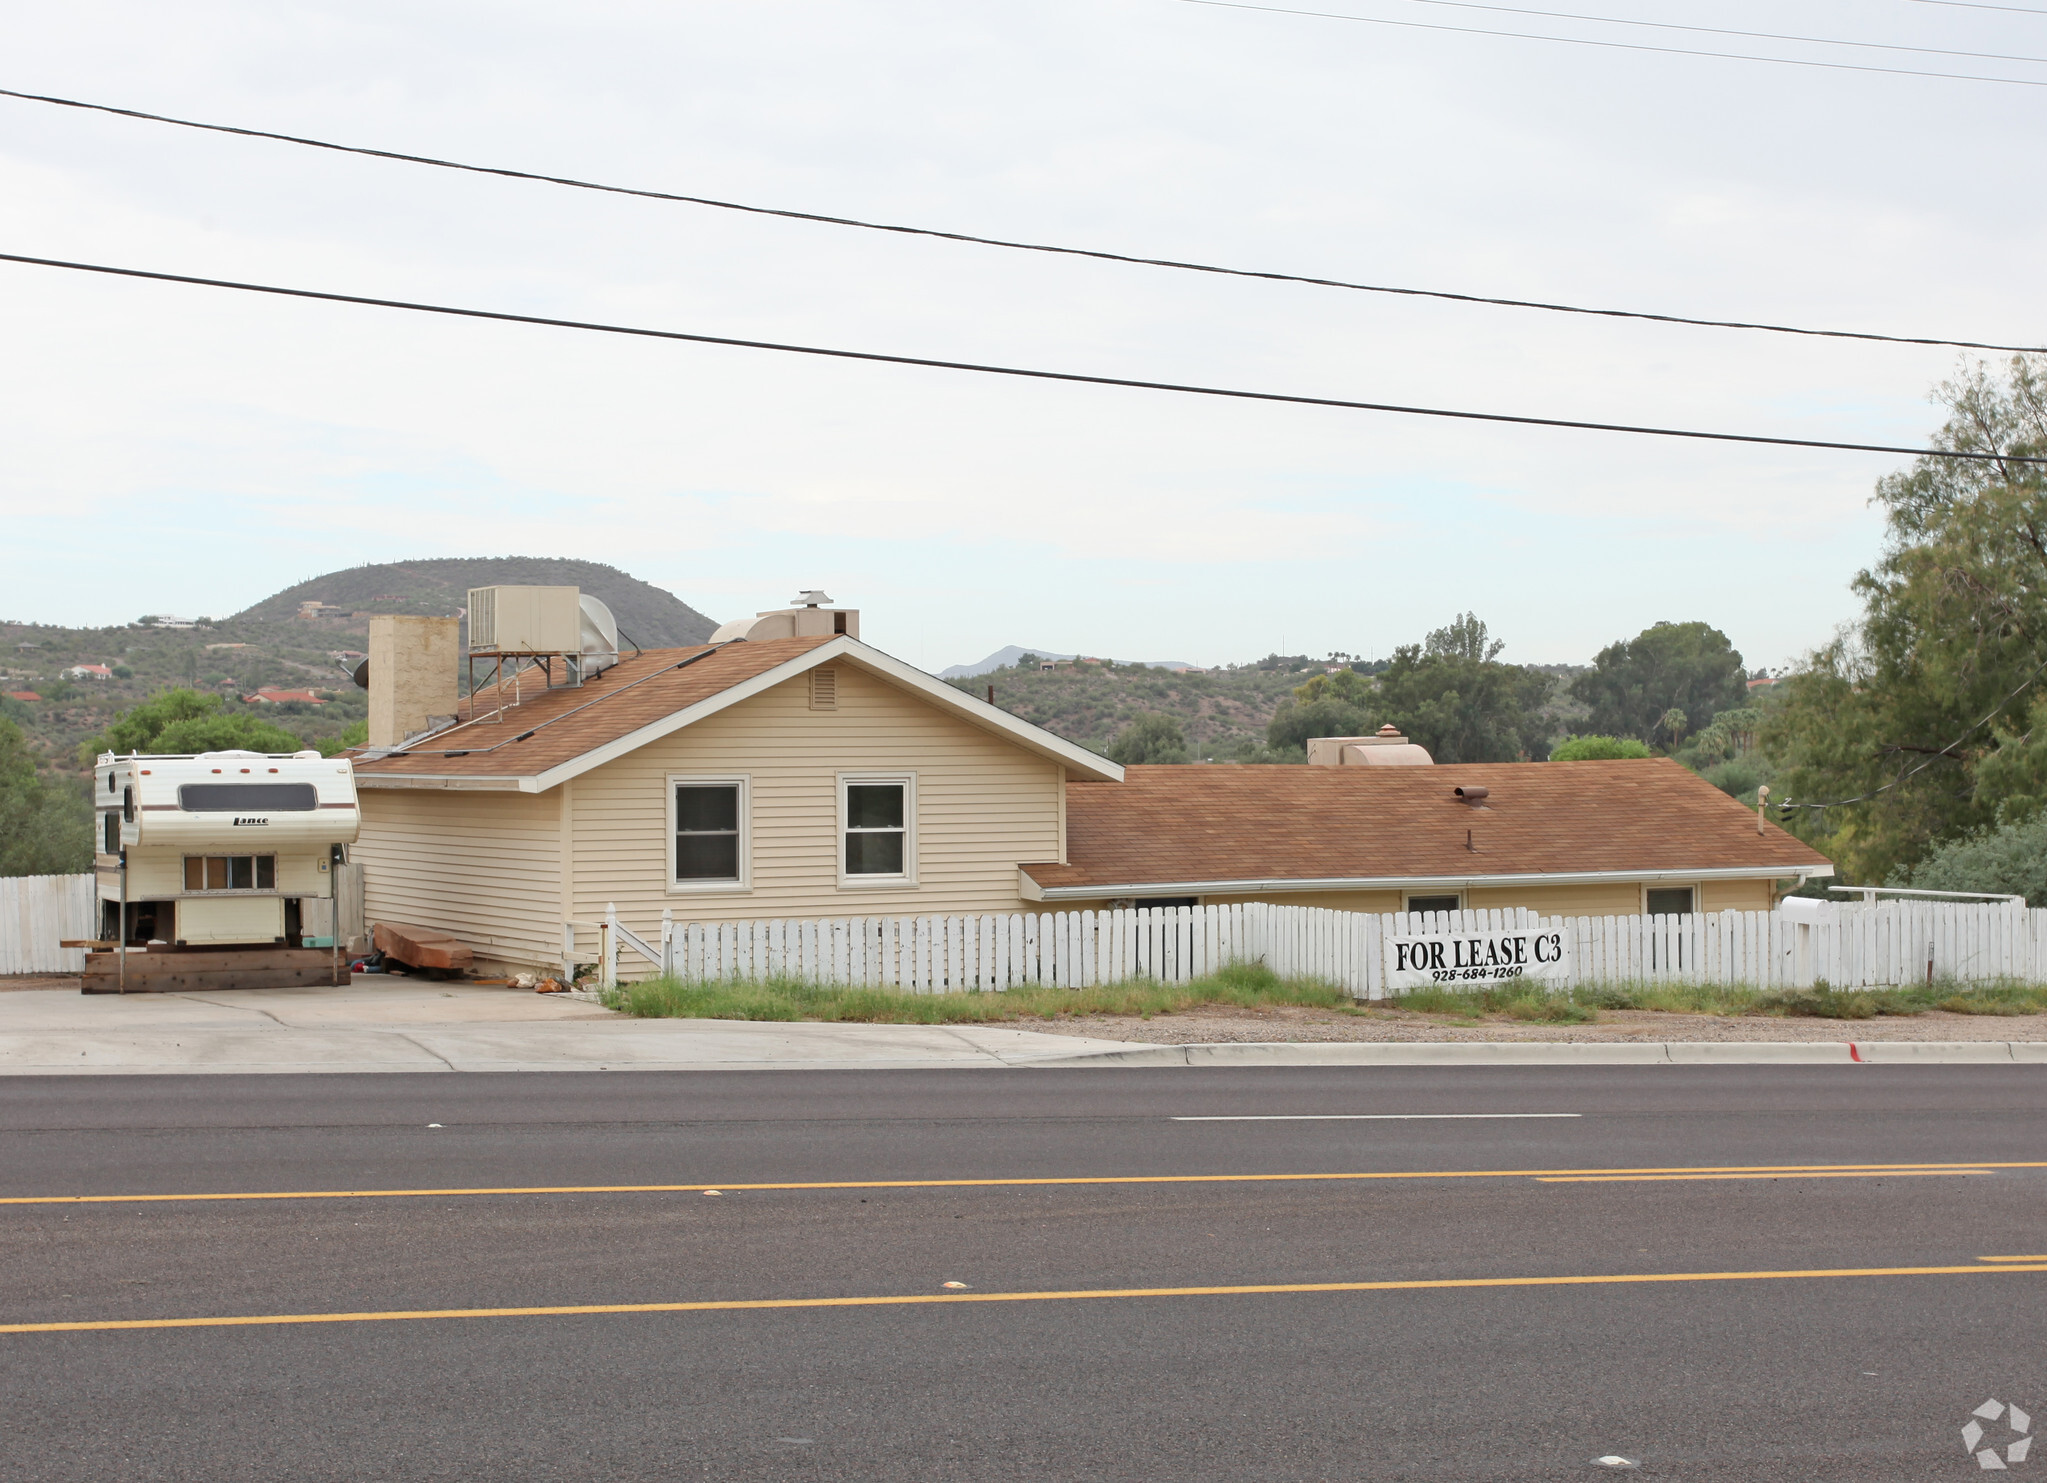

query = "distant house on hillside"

[
  {"left": 297, "top": 601, "right": 348, "bottom": 620},
  {"left": 62, "top": 664, "right": 113, "bottom": 680},
  {"left": 1746, "top": 676, "right": 1781, "bottom": 692},
  {"left": 6, "top": 691, "right": 41, "bottom": 702},
  {"left": 245, "top": 687, "right": 327, "bottom": 705}
]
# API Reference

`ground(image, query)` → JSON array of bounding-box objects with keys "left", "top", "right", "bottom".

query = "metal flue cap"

[
  {"left": 1454, "top": 785, "right": 1491, "bottom": 805},
  {"left": 792, "top": 589, "right": 834, "bottom": 608}
]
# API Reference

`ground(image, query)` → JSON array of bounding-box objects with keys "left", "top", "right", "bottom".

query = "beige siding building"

[
  {"left": 352, "top": 632, "right": 1110, "bottom": 976},
  {"left": 350, "top": 612, "right": 1831, "bottom": 979}
]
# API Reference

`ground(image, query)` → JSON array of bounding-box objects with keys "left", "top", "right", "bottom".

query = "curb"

[{"left": 1025, "top": 1040, "right": 2047, "bottom": 1068}]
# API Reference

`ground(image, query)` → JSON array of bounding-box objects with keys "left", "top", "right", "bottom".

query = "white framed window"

[
  {"left": 1404, "top": 892, "right": 1463, "bottom": 915},
  {"left": 1644, "top": 884, "right": 1697, "bottom": 917},
  {"left": 667, "top": 775, "right": 750, "bottom": 893},
  {"left": 838, "top": 772, "right": 916, "bottom": 887}
]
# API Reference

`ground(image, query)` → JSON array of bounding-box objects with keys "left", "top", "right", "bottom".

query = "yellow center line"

[
  {"left": 7, "top": 1261, "right": 2045, "bottom": 1336},
  {"left": 0, "top": 1162, "right": 2040, "bottom": 1208},
  {"left": 1980, "top": 1255, "right": 2047, "bottom": 1262},
  {"left": 1537, "top": 1170, "right": 1996, "bottom": 1183}
]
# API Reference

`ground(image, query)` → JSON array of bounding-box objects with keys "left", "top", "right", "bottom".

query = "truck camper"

[{"left": 86, "top": 749, "right": 361, "bottom": 993}]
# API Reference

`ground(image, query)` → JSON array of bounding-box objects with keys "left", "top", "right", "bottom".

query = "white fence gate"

[
  {"left": 622, "top": 899, "right": 2047, "bottom": 999},
  {"left": 0, "top": 874, "right": 97, "bottom": 975}
]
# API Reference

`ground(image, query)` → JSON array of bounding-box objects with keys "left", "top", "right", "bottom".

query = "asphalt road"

[{"left": 3, "top": 1066, "right": 2043, "bottom": 1481}]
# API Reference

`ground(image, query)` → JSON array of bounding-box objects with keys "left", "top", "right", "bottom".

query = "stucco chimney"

[{"left": 367, "top": 615, "right": 460, "bottom": 748}]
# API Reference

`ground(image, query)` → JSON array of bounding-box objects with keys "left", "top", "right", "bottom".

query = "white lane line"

[{"left": 1170, "top": 1113, "right": 1583, "bottom": 1121}]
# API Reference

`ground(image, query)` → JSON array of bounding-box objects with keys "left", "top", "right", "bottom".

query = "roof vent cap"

[{"left": 1455, "top": 785, "right": 1491, "bottom": 807}]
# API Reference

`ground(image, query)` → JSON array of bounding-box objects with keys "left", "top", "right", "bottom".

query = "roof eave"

[
  {"left": 353, "top": 635, "right": 1122, "bottom": 793},
  {"left": 1021, "top": 862, "right": 1836, "bottom": 901}
]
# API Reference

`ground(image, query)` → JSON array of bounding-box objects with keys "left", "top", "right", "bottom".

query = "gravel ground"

[
  {"left": 0, "top": 975, "right": 77, "bottom": 994},
  {"left": 1024, "top": 1003, "right": 2047, "bottom": 1044}
]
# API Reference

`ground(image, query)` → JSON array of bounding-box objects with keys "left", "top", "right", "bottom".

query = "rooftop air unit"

[{"left": 467, "top": 586, "right": 581, "bottom": 655}]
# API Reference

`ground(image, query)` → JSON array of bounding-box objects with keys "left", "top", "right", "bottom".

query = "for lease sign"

[{"left": 1382, "top": 927, "right": 1570, "bottom": 990}]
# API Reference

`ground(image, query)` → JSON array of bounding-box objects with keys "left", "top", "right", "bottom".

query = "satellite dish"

[{"left": 352, "top": 660, "right": 370, "bottom": 690}]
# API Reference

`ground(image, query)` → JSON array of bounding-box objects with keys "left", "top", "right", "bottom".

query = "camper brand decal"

[
  {"left": 232, "top": 817, "right": 270, "bottom": 826},
  {"left": 1383, "top": 930, "right": 1570, "bottom": 989}
]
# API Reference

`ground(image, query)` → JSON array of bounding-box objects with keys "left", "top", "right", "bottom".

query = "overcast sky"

[{"left": 3, "top": 0, "right": 2042, "bottom": 673}]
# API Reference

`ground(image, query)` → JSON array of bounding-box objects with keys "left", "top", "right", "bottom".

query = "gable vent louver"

[{"left": 809, "top": 668, "right": 838, "bottom": 711}]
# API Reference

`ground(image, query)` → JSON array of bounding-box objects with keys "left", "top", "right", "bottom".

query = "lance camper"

[{"left": 85, "top": 749, "right": 360, "bottom": 993}]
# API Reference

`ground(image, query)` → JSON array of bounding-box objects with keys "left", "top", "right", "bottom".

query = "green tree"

[
  {"left": 1107, "top": 712, "right": 1190, "bottom": 765},
  {"left": 1572, "top": 621, "right": 1746, "bottom": 744},
  {"left": 1265, "top": 694, "right": 1374, "bottom": 753},
  {"left": 1549, "top": 735, "right": 1652, "bottom": 761},
  {"left": 1374, "top": 645, "right": 1554, "bottom": 762},
  {"left": 316, "top": 719, "right": 369, "bottom": 758},
  {"left": 1767, "top": 355, "right": 2047, "bottom": 881},
  {"left": 1264, "top": 665, "right": 1378, "bottom": 753},
  {"left": 85, "top": 688, "right": 303, "bottom": 761},
  {"left": 1267, "top": 615, "right": 1553, "bottom": 762},
  {"left": 1426, "top": 611, "right": 1504, "bottom": 663},
  {"left": 0, "top": 718, "right": 92, "bottom": 876}
]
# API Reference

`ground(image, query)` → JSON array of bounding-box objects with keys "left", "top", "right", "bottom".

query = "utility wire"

[
  {"left": 6, "top": 248, "right": 2045, "bottom": 465},
  {"left": 1171, "top": 0, "right": 2047, "bottom": 87},
  {"left": 0, "top": 85, "right": 2038, "bottom": 356},
  {"left": 1210, "top": 0, "right": 2047, "bottom": 63},
  {"left": 1912, "top": 0, "right": 2047, "bottom": 13}
]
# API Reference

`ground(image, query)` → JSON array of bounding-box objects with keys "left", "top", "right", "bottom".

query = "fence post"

[{"left": 602, "top": 902, "right": 619, "bottom": 990}]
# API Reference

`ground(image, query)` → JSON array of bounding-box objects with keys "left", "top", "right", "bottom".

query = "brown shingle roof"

[
  {"left": 1022, "top": 759, "right": 1829, "bottom": 893},
  {"left": 351, "top": 636, "right": 837, "bottom": 781}
]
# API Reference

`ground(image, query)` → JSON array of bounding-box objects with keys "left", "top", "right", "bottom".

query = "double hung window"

[
  {"left": 840, "top": 775, "right": 914, "bottom": 884},
  {"left": 670, "top": 777, "right": 749, "bottom": 890}
]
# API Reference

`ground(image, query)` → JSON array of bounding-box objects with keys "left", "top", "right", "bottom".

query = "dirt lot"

[{"left": 1027, "top": 1003, "right": 2047, "bottom": 1044}]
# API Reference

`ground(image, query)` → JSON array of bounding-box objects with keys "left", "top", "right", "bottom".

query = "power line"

[
  {"left": 0, "top": 86, "right": 2038, "bottom": 357},
  {"left": 1231, "top": 0, "right": 2047, "bottom": 63},
  {"left": 1171, "top": 0, "right": 2047, "bottom": 87},
  {"left": 1777, "top": 654, "right": 2047, "bottom": 812},
  {"left": 5, "top": 247, "right": 2044, "bottom": 465},
  {"left": 1912, "top": 0, "right": 2047, "bottom": 13}
]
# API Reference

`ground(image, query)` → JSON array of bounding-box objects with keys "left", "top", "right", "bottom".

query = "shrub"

[{"left": 1549, "top": 735, "right": 1652, "bottom": 761}]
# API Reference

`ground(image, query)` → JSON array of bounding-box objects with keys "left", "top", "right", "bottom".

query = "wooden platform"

[
  {"left": 372, "top": 922, "right": 474, "bottom": 974},
  {"left": 81, "top": 949, "right": 346, "bottom": 995}
]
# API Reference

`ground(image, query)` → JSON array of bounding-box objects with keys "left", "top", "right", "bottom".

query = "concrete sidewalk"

[
  {"left": 1, "top": 982, "right": 2042, "bottom": 1072},
  {"left": 0, "top": 982, "right": 1154, "bottom": 1073}
]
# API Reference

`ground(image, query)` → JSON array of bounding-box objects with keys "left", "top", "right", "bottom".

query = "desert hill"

[{"left": 240, "top": 557, "right": 717, "bottom": 647}]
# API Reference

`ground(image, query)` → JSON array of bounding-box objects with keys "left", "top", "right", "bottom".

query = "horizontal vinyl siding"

[
  {"left": 355, "top": 789, "right": 560, "bottom": 968},
  {"left": 573, "top": 666, "right": 1061, "bottom": 954},
  {"left": 1701, "top": 878, "right": 1776, "bottom": 913},
  {"left": 1466, "top": 882, "right": 1646, "bottom": 917}
]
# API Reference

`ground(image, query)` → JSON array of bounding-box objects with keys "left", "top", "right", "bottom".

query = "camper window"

[
  {"left": 177, "top": 782, "right": 318, "bottom": 812},
  {"left": 184, "top": 855, "right": 277, "bottom": 892}
]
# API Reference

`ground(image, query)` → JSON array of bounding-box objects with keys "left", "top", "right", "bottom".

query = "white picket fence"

[
  {"left": 0, "top": 874, "right": 97, "bottom": 975},
  {"left": 4, "top": 876, "right": 2041, "bottom": 995},
  {"left": 617, "top": 899, "right": 2047, "bottom": 999}
]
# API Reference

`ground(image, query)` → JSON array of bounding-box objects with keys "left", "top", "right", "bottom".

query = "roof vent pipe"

[{"left": 1455, "top": 785, "right": 1491, "bottom": 806}]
